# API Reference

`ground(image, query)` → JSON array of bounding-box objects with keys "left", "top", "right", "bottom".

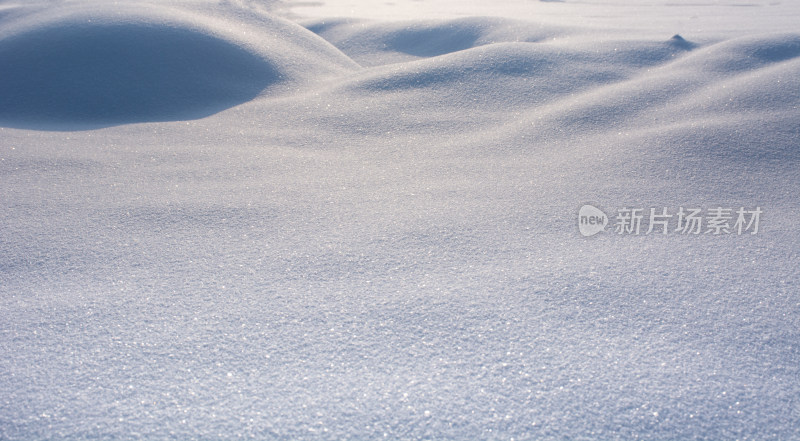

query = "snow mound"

[
  {"left": 672, "top": 33, "right": 800, "bottom": 73},
  {"left": 0, "top": 3, "right": 358, "bottom": 129},
  {"left": 0, "top": 23, "right": 279, "bottom": 128},
  {"left": 304, "top": 16, "right": 568, "bottom": 66},
  {"left": 288, "top": 34, "right": 698, "bottom": 138}
]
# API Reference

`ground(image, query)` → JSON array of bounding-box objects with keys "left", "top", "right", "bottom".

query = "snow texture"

[{"left": 1, "top": 0, "right": 799, "bottom": 440}]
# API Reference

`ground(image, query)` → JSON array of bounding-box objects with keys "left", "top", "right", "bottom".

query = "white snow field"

[{"left": 1, "top": 0, "right": 799, "bottom": 439}]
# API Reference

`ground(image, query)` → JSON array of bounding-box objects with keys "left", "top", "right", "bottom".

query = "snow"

[{"left": 1, "top": 0, "right": 799, "bottom": 439}]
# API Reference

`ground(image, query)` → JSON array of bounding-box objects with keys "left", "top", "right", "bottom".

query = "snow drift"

[
  {"left": 1, "top": 1, "right": 799, "bottom": 440},
  {"left": 0, "top": 2, "right": 357, "bottom": 128}
]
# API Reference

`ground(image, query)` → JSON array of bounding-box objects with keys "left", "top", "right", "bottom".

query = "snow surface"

[{"left": 1, "top": 0, "right": 799, "bottom": 439}]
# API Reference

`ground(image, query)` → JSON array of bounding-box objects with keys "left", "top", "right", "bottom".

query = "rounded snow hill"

[{"left": 0, "top": 2, "right": 358, "bottom": 129}]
